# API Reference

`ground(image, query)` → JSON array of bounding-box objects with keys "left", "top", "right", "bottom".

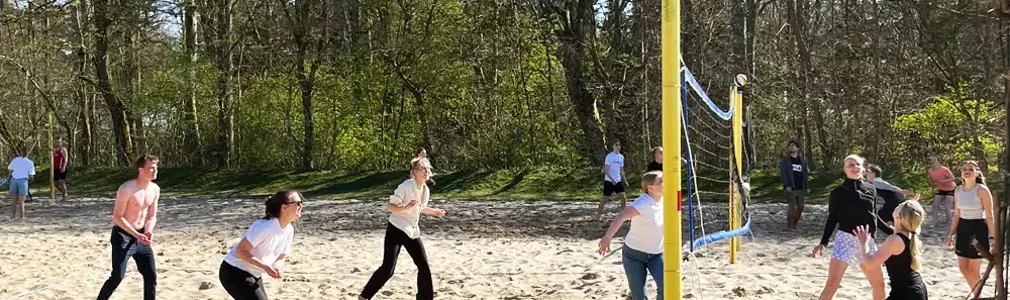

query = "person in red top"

[
  {"left": 927, "top": 157, "right": 956, "bottom": 231},
  {"left": 53, "top": 138, "right": 69, "bottom": 201}
]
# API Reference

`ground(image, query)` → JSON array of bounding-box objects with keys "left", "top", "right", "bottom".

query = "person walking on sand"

[
  {"left": 96, "top": 155, "right": 161, "bottom": 300},
  {"left": 359, "top": 149, "right": 447, "bottom": 300}
]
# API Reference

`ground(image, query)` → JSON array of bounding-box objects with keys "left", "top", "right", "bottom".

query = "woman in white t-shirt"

[
  {"left": 598, "top": 171, "right": 664, "bottom": 300},
  {"left": 359, "top": 149, "right": 446, "bottom": 300},
  {"left": 219, "top": 189, "right": 302, "bottom": 300}
]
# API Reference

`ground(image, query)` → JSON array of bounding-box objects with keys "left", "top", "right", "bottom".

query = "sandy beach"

[{"left": 0, "top": 197, "right": 995, "bottom": 299}]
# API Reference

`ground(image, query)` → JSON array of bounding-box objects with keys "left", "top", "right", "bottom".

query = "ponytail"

[
  {"left": 410, "top": 148, "right": 435, "bottom": 184},
  {"left": 909, "top": 231, "right": 921, "bottom": 271},
  {"left": 262, "top": 190, "right": 296, "bottom": 220}
]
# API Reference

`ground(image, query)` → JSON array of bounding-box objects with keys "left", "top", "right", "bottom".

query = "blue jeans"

[
  {"left": 622, "top": 245, "right": 664, "bottom": 300},
  {"left": 8, "top": 178, "right": 28, "bottom": 197}
]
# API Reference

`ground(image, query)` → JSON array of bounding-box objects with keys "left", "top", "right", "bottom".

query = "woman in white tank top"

[{"left": 946, "top": 160, "right": 995, "bottom": 299}]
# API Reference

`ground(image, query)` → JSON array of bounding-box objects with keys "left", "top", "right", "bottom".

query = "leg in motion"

[
  {"left": 818, "top": 259, "right": 849, "bottom": 300},
  {"left": 958, "top": 257, "right": 983, "bottom": 298},
  {"left": 360, "top": 223, "right": 406, "bottom": 299},
  {"left": 97, "top": 229, "right": 136, "bottom": 300},
  {"left": 622, "top": 246, "right": 650, "bottom": 300},
  {"left": 645, "top": 253, "right": 664, "bottom": 300},
  {"left": 404, "top": 237, "right": 434, "bottom": 300},
  {"left": 598, "top": 195, "right": 611, "bottom": 214},
  {"left": 134, "top": 243, "right": 158, "bottom": 300},
  {"left": 219, "top": 262, "right": 268, "bottom": 300}
]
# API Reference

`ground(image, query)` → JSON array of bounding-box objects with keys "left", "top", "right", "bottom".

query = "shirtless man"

[{"left": 96, "top": 155, "right": 161, "bottom": 300}]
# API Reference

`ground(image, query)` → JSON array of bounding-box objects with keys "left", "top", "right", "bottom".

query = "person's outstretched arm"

[{"left": 819, "top": 190, "right": 840, "bottom": 246}]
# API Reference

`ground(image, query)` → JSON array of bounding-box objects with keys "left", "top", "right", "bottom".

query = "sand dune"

[{"left": 0, "top": 198, "right": 995, "bottom": 299}]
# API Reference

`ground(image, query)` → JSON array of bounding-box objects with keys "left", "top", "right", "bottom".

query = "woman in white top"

[
  {"left": 598, "top": 171, "right": 664, "bottom": 300},
  {"left": 359, "top": 149, "right": 446, "bottom": 300},
  {"left": 946, "top": 160, "right": 995, "bottom": 298},
  {"left": 219, "top": 189, "right": 302, "bottom": 300}
]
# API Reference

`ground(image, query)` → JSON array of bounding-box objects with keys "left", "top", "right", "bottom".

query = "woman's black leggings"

[
  {"left": 360, "top": 222, "right": 433, "bottom": 300},
  {"left": 219, "top": 261, "right": 268, "bottom": 300}
]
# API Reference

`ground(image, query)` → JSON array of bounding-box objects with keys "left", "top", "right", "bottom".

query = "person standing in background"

[
  {"left": 928, "top": 157, "right": 956, "bottom": 231},
  {"left": 780, "top": 140, "right": 810, "bottom": 231},
  {"left": 53, "top": 138, "right": 69, "bottom": 201}
]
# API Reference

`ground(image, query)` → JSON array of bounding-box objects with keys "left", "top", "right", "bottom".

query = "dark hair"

[
  {"left": 787, "top": 140, "right": 801, "bottom": 149},
  {"left": 263, "top": 189, "right": 299, "bottom": 220},
  {"left": 135, "top": 155, "right": 160, "bottom": 169},
  {"left": 867, "top": 164, "right": 882, "bottom": 177}
]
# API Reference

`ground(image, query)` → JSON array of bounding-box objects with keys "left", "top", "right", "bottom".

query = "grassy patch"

[{"left": 19, "top": 166, "right": 1005, "bottom": 203}]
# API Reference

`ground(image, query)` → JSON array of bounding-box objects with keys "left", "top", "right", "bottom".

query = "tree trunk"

[
  {"left": 211, "top": 0, "right": 234, "bottom": 168},
  {"left": 787, "top": 0, "right": 831, "bottom": 169},
  {"left": 183, "top": 1, "right": 202, "bottom": 164},
  {"left": 551, "top": 0, "right": 605, "bottom": 165},
  {"left": 73, "top": 0, "right": 92, "bottom": 166},
  {"left": 93, "top": 0, "right": 133, "bottom": 165}
]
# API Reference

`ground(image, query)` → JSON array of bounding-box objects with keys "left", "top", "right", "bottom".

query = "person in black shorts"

[
  {"left": 598, "top": 141, "right": 628, "bottom": 213},
  {"left": 947, "top": 160, "right": 995, "bottom": 299},
  {"left": 53, "top": 138, "right": 69, "bottom": 201}
]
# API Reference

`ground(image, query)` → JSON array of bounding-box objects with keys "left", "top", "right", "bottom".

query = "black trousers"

[
  {"left": 96, "top": 226, "right": 157, "bottom": 300},
  {"left": 360, "top": 222, "right": 433, "bottom": 300},
  {"left": 219, "top": 261, "right": 268, "bottom": 300}
]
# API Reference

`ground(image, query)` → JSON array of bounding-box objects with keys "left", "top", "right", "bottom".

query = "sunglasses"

[{"left": 284, "top": 201, "right": 304, "bottom": 206}]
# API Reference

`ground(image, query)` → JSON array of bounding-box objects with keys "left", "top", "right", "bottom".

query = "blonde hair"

[
  {"left": 410, "top": 149, "right": 435, "bottom": 183},
  {"left": 894, "top": 201, "right": 926, "bottom": 271},
  {"left": 961, "top": 160, "right": 987, "bottom": 185},
  {"left": 641, "top": 171, "right": 663, "bottom": 194},
  {"left": 842, "top": 154, "right": 866, "bottom": 179}
]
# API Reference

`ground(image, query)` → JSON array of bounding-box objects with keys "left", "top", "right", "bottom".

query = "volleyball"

[{"left": 735, "top": 74, "right": 748, "bottom": 87}]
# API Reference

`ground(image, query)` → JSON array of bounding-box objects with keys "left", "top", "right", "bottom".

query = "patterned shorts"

[{"left": 832, "top": 230, "right": 877, "bottom": 263}]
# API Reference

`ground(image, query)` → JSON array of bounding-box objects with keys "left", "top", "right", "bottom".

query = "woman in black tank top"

[{"left": 854, "top": 197, "right": 928, "bottom": 300}]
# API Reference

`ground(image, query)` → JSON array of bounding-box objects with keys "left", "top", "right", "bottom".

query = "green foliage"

[{"left": 892, "top": 84, "right": 1004, "bottom": 171}]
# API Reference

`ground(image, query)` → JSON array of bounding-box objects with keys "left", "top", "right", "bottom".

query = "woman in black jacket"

[{"left": 810, "top": 154, "right": 889, "bottom": 300}]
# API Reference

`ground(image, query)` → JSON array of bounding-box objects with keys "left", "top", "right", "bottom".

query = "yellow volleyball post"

[
  {"left": 727, "top": 86, "right": 737, "bottom": 264},
  {"left": 732, "top": 82, "right": 745, "bottom": 255},
  {"left": 728, "top": 152, "right": 737, "bottom": 264},
  {"left": 49, "top": 112, "right": 55, "bottom": 201},
  {"left": 660, "top": 0, "right": 683, "bottom": 298}
]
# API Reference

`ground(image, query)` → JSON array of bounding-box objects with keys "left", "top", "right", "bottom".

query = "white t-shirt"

[
  {"left": 388, "top": 179, "right": 430, "bottom": 239},
  {"left": 603, "top": 152, "right": 625, "bottom": 183},
  {"left": 624, "top": 194, "right": 664, "bottom": 254},
  {"left": 223, "top": 218, "right": 295, "bottom": 278},
  {"left": 7, "top": 157, "right": 35, "bottom": 180}
]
